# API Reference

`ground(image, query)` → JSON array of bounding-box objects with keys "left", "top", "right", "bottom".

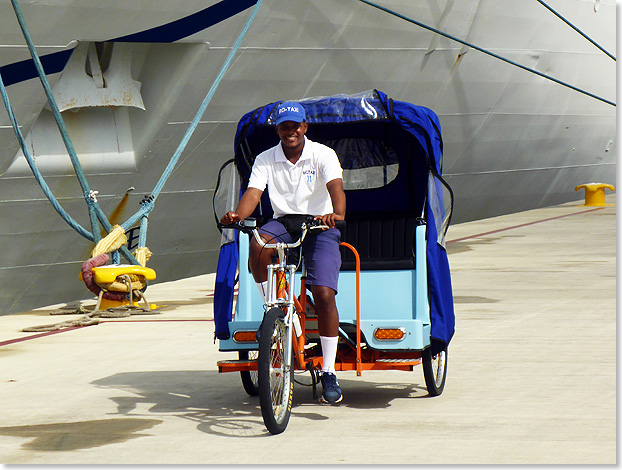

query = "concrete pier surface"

[{"left": 0, "top": 195, "right": 615, "bottom": 464}]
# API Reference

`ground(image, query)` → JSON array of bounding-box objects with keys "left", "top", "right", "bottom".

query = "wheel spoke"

[
  {"left": 269, "top": 319, "right": 288, "bottom": 421},
  {"left": 432, "top": 351, "right": 445, "bottom": 387},
  {"left": 249, "top": 350, "right": 259, "bottom": 387}
]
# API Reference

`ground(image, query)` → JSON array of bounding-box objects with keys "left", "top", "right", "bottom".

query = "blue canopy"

[{"left": 214, "top": 90, "right": 454, "bottom": 353}]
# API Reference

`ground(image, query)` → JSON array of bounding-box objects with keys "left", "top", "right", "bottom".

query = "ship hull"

[{"left": 0, "top": 0, "right": 616, "bottom": 314}]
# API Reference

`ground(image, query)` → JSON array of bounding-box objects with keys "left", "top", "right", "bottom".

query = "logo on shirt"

[{"left": 302, "top": 169, "right": 316, "bottom": 183}]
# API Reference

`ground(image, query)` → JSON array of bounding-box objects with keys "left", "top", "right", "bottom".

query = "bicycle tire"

[
  {"left": 258, "top": 307, "right": 293, "bottom": 434},
  {"left": 239, "top": 350, "right": 259, "bottom": 396},
  {"left": 422, "top": 345, "right": 447, "bottom": 396}
]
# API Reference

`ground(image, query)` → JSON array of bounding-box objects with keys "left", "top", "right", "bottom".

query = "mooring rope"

[
  {"left": 2, "top": 0, "right": 263, "bottom": 269},
  {"left": 0, "top": 72, "right": 94, "bottom": 240},
  {"left": 8, "top": 0, "right": 114, "bottom": 237},
  {"left": 22, "top": 304, "right": 160, "bottom": 333},
  {"left": 537, "top": 0, "right": 615, "bottom": 61},
  {"left": 357, "top": 0, "right": 615, "bottom": 107},
  {"left": 120, "top": 0, "right": 265, "bottom": 233}
]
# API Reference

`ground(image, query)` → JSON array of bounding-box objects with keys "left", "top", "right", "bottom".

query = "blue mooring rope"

[
  {"left": 0, "top": 71, "right": 94, "bottom": 241},
  {"left": 7, "top": 0, "right": 116, "bottom": 237},
  {"left": 2, "top": 0, "right": 263, "bottom": 261},
  {"left": 357, "top": 0, "right": 615, "bottom": 107},
  {"left": 5, "top": 0, "right": 146, "bottom": 268},
  {"left": 122, "top": 0, "right": 265, "bottom": 232},
  {"left": 537, "top": 0, "right": 615, "bottom": 61}
]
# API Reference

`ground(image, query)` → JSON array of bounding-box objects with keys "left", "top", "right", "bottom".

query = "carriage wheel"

[
  {"left": 258, "top": 307, "right": 293, "bottom": 434},
  {"left": 422, "top": 345, "right": 447, "bottom": 396},
  {"left": 239, "top": 350, "right": 259, "bottom": 396}
]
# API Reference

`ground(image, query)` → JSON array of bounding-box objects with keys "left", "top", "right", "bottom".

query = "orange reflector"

[
  {"left": 374, "top": 327, "right": 406, "bottom": 341},
  {"left": 233, "top": 330, "right": 258, "bottom": 343}
]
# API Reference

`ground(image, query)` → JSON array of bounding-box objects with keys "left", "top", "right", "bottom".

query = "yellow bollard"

[{"left": 575, "top": 183, "right": 615, "bottom": 206}]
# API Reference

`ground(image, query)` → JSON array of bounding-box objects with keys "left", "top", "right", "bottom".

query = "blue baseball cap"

[{"left": 275, "top": 101, "right": 306, "bottom": 125}]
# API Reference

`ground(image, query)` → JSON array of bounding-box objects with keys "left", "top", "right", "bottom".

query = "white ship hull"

[{"left": 0, "top": 0, "right": 616, "bottom": 314}]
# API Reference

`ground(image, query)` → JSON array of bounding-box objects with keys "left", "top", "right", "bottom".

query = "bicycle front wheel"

[{"left": 258, "top": 307, "right": 293, "bottom": 434}]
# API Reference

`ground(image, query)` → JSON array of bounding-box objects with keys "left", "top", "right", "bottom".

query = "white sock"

[
  {"left": 320, "top": 336, "right": 338, "bottom": 374},
  {"left": 255, "top": 281, "right": 269, "bottom": 302}
]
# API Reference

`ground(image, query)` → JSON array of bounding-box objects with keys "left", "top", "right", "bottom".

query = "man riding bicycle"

[{"left": 220, "top": 101, "right": 346, "bottom": 404}]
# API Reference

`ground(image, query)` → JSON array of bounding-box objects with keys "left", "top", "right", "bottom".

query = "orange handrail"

[{"left": 339, "top": 242, "right": 361, "bottom": 376}]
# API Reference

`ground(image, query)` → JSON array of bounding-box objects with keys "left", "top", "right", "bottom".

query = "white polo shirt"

[{"left": 248, "top": 136, "right": 343, "bottom": 219}]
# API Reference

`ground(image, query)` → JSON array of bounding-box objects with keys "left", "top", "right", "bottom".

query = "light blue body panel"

[
  {"left": 219, "top": 233, "right": 263, "bottom": 351},
  {"left": 218, "top": 320, "right": 261, "bottom": 351},
  {"left": 336, "top": 225, "right": 430, "bottom": 350},
  {"left": 218, "top": 224, "right": 431, "bottom": 351}
]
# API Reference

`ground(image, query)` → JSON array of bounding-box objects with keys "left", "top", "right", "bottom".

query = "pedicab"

[{"left": 212, "top": 90, "right": 455, "bottom": 434}]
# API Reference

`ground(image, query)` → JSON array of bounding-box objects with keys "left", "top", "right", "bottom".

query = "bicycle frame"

[
  {"left": 263, "top": 236, "right": 362, "bottom": 377},
  {"left": 265, "top": 248, "right": 297, "bottom": 379},
  {"left": 250, "top": 223, "right": 317, "bottom": 380}
]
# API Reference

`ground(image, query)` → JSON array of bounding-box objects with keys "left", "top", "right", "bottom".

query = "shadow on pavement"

[{"left": 92, "top": 370, "right": 431, "bottom": 437}]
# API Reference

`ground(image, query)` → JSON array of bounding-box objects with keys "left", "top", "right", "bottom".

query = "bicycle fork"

[{"left": 266, "top": 257, "right": 298, "bottom": 376}]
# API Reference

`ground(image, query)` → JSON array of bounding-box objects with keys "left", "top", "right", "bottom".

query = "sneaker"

[{"left": 320, "top": 372, "right": 342, "bottom": 404}]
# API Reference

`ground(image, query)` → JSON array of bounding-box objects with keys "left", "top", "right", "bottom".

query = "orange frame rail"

[{"left": 338, "top": 242, "right": 361, "bottom": 376}]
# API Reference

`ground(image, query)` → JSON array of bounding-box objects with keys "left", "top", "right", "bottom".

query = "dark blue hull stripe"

[{"left": 0, "top": 0, "right": 257, "bottom": 87}]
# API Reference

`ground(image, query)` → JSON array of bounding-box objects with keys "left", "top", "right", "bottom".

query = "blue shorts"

[{"left": 258, "top": 219, "right": 342, "bottom": 293}]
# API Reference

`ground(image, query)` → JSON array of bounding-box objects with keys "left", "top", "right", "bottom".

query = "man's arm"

[
  {"left": 320, "top": 178, "right": 346, "bottom": 228},
  {"left": 220, "top": 187, "right": 263, "bottom": 224}
]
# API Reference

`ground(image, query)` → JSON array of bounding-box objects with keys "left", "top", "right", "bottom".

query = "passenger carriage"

[{"left": 213, "top": 90, "right": 455, "bottom": 405}]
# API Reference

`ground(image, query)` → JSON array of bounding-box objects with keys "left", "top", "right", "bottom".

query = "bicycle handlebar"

[
  {"left": 217, "top": 217, "right": 259, "bottom": 234},
  {"left": 218, "top": 217, "right": 345, "bottom": 249}
]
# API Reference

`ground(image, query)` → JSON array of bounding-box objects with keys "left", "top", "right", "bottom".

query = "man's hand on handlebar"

[
  {"left": 315, "top": 213, "right": 345, "bottom": 229},
  {"left": 218, "top": 214, "right": 257, "bottom": 234},
  {"left": 220, "top": 211, "right": 241, "bottom": 225}
]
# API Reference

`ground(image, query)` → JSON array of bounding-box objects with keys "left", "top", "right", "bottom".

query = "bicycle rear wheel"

[
  {"left": 240, "top": 350, "right": 259, "bottom": 396},
  {"left": 422, "top": 345, "right": 447, "bottom": 396},
  {"left": 258, "top": 307, "right": 293, "bottom": 434}
]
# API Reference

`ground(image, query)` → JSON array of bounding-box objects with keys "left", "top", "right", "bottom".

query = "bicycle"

[{"left": 219, "top": 215, "right": 340, "bottom": 434}]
